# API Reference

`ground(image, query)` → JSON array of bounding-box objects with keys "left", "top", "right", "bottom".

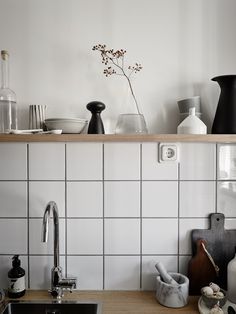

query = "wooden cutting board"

[{"left": 191, "top": 213, "right": 236, "bottom": 290}]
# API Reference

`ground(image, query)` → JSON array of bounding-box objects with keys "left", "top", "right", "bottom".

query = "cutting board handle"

[{"left": 210, "top": 213, "right": 225, "bottom": 231}]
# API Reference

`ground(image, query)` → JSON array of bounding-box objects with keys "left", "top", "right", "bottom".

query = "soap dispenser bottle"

[
  {"left": 8, "top": 255, "right": 26, "bottom": 298},
  {"left": 227, "top": 247, "right": 236, "bottom": 303}
]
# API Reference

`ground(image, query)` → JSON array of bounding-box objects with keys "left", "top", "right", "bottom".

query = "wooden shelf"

[{"left": 0, "top": 133, "right": 236, "bottom": 143}]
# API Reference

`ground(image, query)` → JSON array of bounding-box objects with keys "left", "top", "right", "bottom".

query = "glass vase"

[{"left": 115, "top": 113, "right": 148, "bottom": 134}]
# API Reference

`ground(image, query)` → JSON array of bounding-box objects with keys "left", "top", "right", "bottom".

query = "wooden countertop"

[
  {"left": 0, "top": 133, "right": 236, "bottom": 142},
  {"left": 5, "top": 290, "right": 200, "bottom": 314}
]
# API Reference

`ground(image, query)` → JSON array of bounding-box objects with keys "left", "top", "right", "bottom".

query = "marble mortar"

[{"left": 156, "top": 272, "right": 189, "bottom": 308}]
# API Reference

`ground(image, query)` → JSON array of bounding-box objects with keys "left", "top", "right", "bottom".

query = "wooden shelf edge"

[{"left": 0, "top": 133, "right": 236, "bottom": 143}]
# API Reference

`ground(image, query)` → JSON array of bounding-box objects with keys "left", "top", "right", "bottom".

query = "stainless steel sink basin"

[{"left": 1, "top": 300, "right": 102, "bottom": 314}]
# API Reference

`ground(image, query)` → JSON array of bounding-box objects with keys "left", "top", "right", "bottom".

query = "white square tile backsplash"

[
  {"left": 67, "top": 182, "right": 103, "bottom": 217},
  {"left": 0, "top": 182, "right": 27, "bottom": 217},
  {"left": 179, "top": 143, "right": 216, "bottom": 180},
  {"left": 142, "top": 181, "right": 178, "bottom": 217},
  {"left": 104, "top": 256, "right": 140, "bottom": 290},
  {"left": 29, "top": 181, "right": 65, "bottom": 217},
  {"left": 104, "top": 218, "right": 140, "bottom": 254},
  {"left": 179, "top": 181, "right": 215, "bottom": 217},
  {"left": 104, "top": 181, "right": 140, "bottom": 217},
  {"left": 142, "top": 219, "right": 178, "bottom": 254},
  {"left": 66, "top": 143, "right": 103, "bottom": 180},
  {"left": 67, "top": 218, "right": 103, "bottom": 255},
  {"left": 29, "top": 143, "right": 65, "bottom": 180},
  {"left": 0, "top": 143, "right": 27, "bottom": 180},
  {"left": 104, "top": 143, "right": 140, "bottom": 180},
  {"left": 0, "top": 141, "right": 234, "bottom": 290}
]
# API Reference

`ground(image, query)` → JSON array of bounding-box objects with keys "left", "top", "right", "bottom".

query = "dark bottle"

[
  {"left": 8, "top": 255, "right": 26, "bottom": 298},
  {"left": 86, "top": 101, "right": 105, "bottom": 134}
]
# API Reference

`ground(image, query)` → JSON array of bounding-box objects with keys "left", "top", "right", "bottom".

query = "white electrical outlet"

[{"left": 159, "top": 143, "right": 178, "bottom": 162}]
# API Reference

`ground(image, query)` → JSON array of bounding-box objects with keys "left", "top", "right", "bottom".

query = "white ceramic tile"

[
  {"left": 179, "top": 143, "right": 216, "bottom": 180},
  {"left": 66, "top": 143, "right": 102, "bottom": 180},
  {"left": 218, "top": 144, "right": 236, "bottom": 180},
  {"left": 180, "top": 181, "right": 215, "bottom": 217},
  {"left": 0, "top": 255, "right": 28, "bottom": 289},
  {"left": 105, "top": 219, "right": 140, "bottom": 254},
  {"left": 0, "top": 182, "right": 27, "bottom": 217},
  {"left": 67, "top": 219, "right": 103, "bottom": 254},
  {"left": 142, "top": 255, "right": 178, "bottom": 290},
  {"left": 105, "top": 256, "right": 140, "bottom": 290},
  {"left": 67, "top": 256, "right": 103, "bottom": 290},
  {"left": 29, "top": 182, "right": 65, "bottom": 217},
  {"left": 29, "top": 255, "right": 65, "bottom": 289},
  {"left": 67, "top": 182, "right": 103, "bottom": 217},
  {"left": 29, "top": 143, "right": 65, "bottom": 180},
  {"left": 225, "top": 218, "right": 236, "bottom": 229},
  {"left": 142, "top": 181, "right": 178, "bottom": 217},
  {"left": 217, "top": 182, "right": 236, "bottom": 217},
  {"left": 142, "top": 143, "right": 178, "bottom": 180},
  {"left": 179, "top": 255, "right": 191, "bottom": 276},
  {"left": 29, "top": 218, "right": 65, "bottom": 255},
  {"left": 142, "top": 219, "right": 178, "bottom": 254},
  {"left": 104, "top": 143, "right": 140, "bottom": 180},
  {"left": 179, "top": 218, "right": 208, "bottom": 254},
  {"left": 104, "top": 181, "right": 140, "bottom": 217},
  {"left": 0, "top": 143, "right": 27, "bottom": 180},
  {"left": 0, "top": 219, "right": 27, "bottom": 254}
]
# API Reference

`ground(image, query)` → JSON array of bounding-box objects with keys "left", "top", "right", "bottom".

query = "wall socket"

[{"left": 158, "top": 143, "right": 178, "bottom": 162}]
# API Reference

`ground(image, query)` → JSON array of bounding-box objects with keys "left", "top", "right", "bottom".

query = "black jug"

[{"left": 212, "top": 75, "right": 236, "bottom": 134}]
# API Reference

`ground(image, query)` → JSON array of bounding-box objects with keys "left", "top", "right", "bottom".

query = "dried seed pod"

[
  {"left": 201, "top": 286, "right": 214, "bottom": 296},
  {"left": 209, "top": 282, "right": 220, "bottom": 293},
  {"left": 215, "top": 291, "right": 224, "bottom": 298}
]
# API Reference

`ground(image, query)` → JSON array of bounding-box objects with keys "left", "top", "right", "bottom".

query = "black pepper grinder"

[{"left": 86, "top": 101, "right": 105, "bottom": 134}]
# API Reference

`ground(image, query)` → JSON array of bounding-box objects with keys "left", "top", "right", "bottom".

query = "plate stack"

[{"left": 45, "top": 118, "right": 88, "bottom": 134}]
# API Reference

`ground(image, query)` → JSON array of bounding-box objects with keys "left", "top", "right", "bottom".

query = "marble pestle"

[{"left": 155, "top": 261, "right": 178, "bottom": 286}]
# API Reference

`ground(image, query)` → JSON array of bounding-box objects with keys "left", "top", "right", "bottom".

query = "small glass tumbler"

[{"left": 115, "top": 113, "right": 148, "bottom": 134}]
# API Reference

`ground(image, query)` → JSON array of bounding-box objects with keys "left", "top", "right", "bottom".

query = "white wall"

[{"left": 0, "top": 0, "right": 236, "bottom": 133}]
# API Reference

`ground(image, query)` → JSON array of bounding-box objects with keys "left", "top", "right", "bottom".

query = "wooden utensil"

[
  {"left": 188, "top": 239, "right": 218, "bottom": 295},
  {"left": 190, "top": 213, "right": 236, "bottom": 291}
]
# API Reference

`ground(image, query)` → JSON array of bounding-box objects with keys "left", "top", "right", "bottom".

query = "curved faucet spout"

[
  {"left": 42, "top": 201, "right": 77, "bottom": 298},
  {"left": 42, "top": 201, "right": 60, "bottom": 270}
]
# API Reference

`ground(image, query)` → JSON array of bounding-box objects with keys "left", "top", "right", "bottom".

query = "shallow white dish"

[
  {"left": 198, "top": 296, "right": 236, "bottom": 314},
  {"left": 45, "top": 118, "right": 88, "bottom": 134}
]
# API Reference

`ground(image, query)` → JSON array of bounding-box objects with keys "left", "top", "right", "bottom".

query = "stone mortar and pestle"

[{"left": 155, "top": 261, "right": 189, "bottom": 308}]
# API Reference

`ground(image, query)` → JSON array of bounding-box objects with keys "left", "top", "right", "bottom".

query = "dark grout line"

[
  {"left": 65, "top": 143, "right": 68, "bottom": 277},
  {"left": 177, "top": 161, "right": 180, "bottom": 273},
  {"left": 140, "top": 143, "right": 142, "bottom": 289},
  {"left": 102, "top": 143, "right": 105, "bottom": 290}
]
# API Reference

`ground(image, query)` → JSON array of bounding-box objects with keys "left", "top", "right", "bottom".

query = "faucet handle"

[{"left": 59, "top": 277, "right": 77, "bottom": 290}]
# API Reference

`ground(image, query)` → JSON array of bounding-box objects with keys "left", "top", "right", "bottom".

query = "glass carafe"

[{"left": 0, "top": 50, "right": 17, "bottom": 133}]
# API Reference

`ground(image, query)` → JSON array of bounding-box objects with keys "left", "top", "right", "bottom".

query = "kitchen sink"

[{"left": 1, "top": 300, "right": 102, "bottom": 314}]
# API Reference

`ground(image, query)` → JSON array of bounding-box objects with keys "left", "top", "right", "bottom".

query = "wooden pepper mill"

[{"left": 86, "top": 101, "right": 105, "bottom": 134}]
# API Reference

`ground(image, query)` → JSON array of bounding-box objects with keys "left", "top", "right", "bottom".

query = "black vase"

[{"left": 212, "top": 75, "right": 236, "bottom": 134}]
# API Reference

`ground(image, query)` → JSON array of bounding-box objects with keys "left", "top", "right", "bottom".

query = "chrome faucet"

[{"left": 42, "top": 201, "right": 77, "bottom": 298}]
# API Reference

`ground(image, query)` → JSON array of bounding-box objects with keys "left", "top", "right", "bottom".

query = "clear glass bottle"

[{"left": 0, "top": 50, "right": 17, "bottom": 132}]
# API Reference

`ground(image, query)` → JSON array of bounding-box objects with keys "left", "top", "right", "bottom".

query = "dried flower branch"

[{"left": 92, "top": 44, "right": 142, "bottom": 114}]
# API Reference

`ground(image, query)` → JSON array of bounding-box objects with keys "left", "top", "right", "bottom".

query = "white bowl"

[{"left": 45, "top": 118, "right": 88, "bottom": 134}]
